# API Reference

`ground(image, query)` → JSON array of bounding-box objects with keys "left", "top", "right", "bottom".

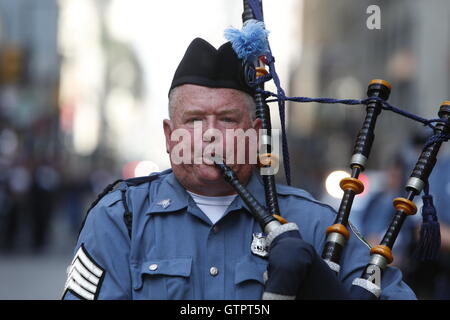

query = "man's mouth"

[{"left": 203, "top": 155, "right": 224, "bottom": 165}]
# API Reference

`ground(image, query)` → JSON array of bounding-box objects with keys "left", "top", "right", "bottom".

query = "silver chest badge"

[
  {"left": 251, "top": 233, "right": 269, "bottom": 258},
  {"left": 157, "top": 199, "right": 171, "bottom": 209}
]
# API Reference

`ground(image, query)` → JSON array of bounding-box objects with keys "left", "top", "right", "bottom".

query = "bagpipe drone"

[{"left": 216, "top": 0, "right": 450, "bottom": 300}]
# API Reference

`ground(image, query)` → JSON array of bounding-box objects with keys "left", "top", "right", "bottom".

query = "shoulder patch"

[{"left": 64, "top": 244, "right": 105, "bottom": 300}]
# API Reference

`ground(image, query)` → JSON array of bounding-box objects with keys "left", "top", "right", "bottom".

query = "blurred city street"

[
  {"left": 0, "top": 251, "right": 71, "bottom": 300},
  {"left": 0, "top": 214, "right": 74, "bottom": 300}
]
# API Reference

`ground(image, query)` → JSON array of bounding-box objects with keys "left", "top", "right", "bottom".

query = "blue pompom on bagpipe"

[{"left": 224, "top": 19, "right": 269, "bottom": 63}]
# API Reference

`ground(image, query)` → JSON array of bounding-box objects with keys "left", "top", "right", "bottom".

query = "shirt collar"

[
  {"left": 146, "top": 169, "right": 267, "bottom": 217},
  {"left": 225, "top": 169, "right": 267, "bottom": 214},
  {"left": 146, "top": 171, "right": 190, "bottom": 214}
]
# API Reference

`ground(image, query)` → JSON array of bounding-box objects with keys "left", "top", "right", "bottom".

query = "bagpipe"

[
  {"left": 350, "top": 101, "right": 450, "bottom": 299},
  {"left": 215, "top": 0, "right": 450, "bottom": 299}
]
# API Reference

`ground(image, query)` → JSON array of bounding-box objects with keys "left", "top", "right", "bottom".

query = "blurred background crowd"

[{"left": 0, "top": 0, "right": 449, "bottom": 299}]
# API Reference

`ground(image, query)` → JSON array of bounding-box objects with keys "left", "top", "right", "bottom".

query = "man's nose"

[{"left": 203, "top": 117, "right": 217, "bottom": 142}]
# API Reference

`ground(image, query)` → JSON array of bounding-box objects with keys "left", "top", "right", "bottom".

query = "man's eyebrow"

[
  {"left": 181, "top": 109, "right": 205, "bottom": 116},
  {"left": 216, "top": 108, "right": 242, "bottom": 115},
  {"left": 181, "top": 108, "right": 243, "bottom": 116}
]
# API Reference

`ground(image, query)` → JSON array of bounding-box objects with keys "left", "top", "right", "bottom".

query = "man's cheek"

[
  {"left": 221, "top": 135, "right": 235, "bottom": 165},
  {"left": 169, "top": 128, "right": 194, "bottom": 165}
]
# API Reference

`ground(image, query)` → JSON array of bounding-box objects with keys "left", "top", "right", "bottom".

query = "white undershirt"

[{"left": 187, "top": 191, "right": 237, "bottom": 224}]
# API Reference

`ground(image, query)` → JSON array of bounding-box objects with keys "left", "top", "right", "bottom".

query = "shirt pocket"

[
  {"left": 133, "top": 257, "right": 193, "bottom": 299},
  {"left": 234, "top": 255, "right": 268, "bottom": 300}
]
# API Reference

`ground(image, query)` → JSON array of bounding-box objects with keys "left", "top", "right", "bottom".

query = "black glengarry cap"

[{"left": 169, "top": 38, "right": 254, "bottom": 96}]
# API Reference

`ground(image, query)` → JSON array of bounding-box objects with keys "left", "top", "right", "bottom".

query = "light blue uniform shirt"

[{"left": 63, "top": 169, "right": 416, "bottom": 300}]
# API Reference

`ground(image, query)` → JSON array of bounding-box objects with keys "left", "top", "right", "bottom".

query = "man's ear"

[{"left": 163, "top": 119, "right": 173, "bottom": 154}]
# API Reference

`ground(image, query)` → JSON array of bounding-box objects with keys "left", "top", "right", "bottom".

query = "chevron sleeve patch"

[{"left": 63, "top": 244, "right": 105, "bottom": 300}]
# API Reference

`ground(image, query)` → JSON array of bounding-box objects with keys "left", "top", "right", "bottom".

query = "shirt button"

[
  {"left": 149, "top": 264, "right": 158, "bottom": 271},
  {"left": 209, "top": 266, "right": 219, "bottom": 276},
  {"left": 212, "top": 225, "right": 219, "bottom": 233}
]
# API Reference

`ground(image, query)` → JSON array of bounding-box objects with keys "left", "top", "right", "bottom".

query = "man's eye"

[{"left": 186, "top": 118, "right": 202, "bottom": 123}]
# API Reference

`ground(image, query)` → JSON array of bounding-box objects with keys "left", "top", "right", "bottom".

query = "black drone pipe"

[
  {"left": 351, "top": 101, "right": 450, "bottom": 299},
  {"left": 242, "top": 0, "right": 282, "bottom": 222},
  {"left": 321, "top": 80, "right": 391, "bottom": 273}
]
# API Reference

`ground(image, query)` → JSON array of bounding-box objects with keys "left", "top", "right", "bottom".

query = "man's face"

[{"left": 163, "top": 84, "right": 261, "bottom": 196}]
